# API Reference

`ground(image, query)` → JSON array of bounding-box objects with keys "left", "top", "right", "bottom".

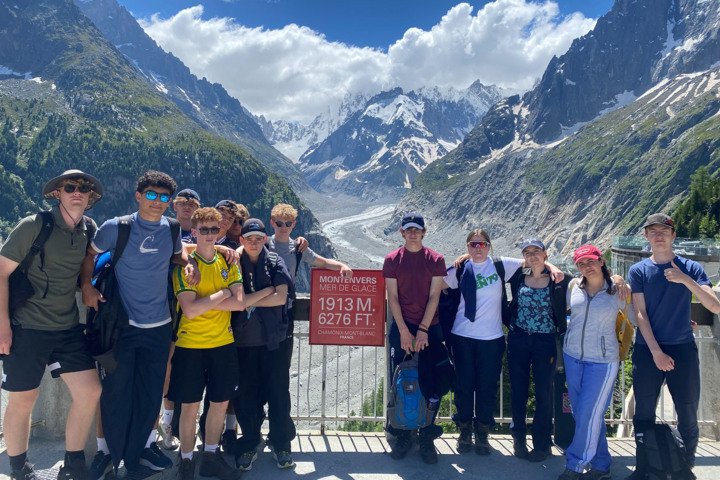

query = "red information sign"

[{"left": 309, "top": 269, "right": 386, "bottom": 346}]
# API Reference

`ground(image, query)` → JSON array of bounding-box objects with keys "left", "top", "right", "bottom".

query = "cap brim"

[
  {"left": 402, "top": 222, "right": 424, "bottom": 230},
  {"left": 574, "top": 254, "right": 601, "bottom": 263},
  {"left": 642, "top": 221, "right": 674, "bottom": 229},
  {"left": 242, "top": 231, "right": 266, "bottom": 238}
]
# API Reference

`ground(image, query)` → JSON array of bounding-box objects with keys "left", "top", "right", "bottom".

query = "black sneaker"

[
  {"left": 178, "top": 457, "right": 195, "bottom": 480},
  {"left": 199, "top": 450, "right": 242, "bottom": 480},
  {"left": 10, "top": 462, "right": 37, "bottom": 480},
  {"left": 390, "top": 432, "right": 413, "bottom": 460},
  {"left": 557, "top": 468, "right": 583, "bottom": 480},
  {"left": 235, "top": 450, "right": 258, "bottom": 471},
  {"left": 528, "top": 447, "right": 552, "bottom": 462},
  {"left": 89, "top": 451, "right": 113, "bottom": 480},
  {"left": 272, "top": 450, "right": 295, "bottom": 469},
  {"left": 139, "top": 442, "right": 173, "bottom": 471},
  {"left": 57, "top": 457, "right": 89, "bottom": 480},
  {"left": 581, "top": 470, "right": 611, "bottom": 480}
]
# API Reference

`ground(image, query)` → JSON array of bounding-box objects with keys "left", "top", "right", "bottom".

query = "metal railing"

[{"left": 288, "top": 305, "right": 719, "bottom": 435}]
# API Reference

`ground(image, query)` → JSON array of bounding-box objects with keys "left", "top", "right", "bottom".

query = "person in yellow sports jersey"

[{"left": 169, "top": 207, "right": 274, "bottom": 480}]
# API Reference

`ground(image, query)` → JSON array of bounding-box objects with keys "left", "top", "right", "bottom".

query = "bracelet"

[{"left": 417, "top": 325, "right": 429, "bottom": 334}]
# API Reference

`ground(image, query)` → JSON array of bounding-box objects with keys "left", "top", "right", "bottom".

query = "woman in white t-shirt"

[{"left": 442, "top": 228, "right": 524, "bottom": 455}]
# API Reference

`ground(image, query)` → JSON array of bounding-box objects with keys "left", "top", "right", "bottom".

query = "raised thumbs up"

[{"left": 664, "top": 259, "right": 687, "bottom": 285}]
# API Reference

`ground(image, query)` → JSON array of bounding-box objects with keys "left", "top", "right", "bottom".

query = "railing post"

[
  {"left": 699, "top": 286, "right": 720, "bottom": 440},
  {"left": 321, "top": 345, "right": 327, "bottom": 435}
]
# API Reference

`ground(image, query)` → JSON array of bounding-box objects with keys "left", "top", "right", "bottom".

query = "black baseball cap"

[
  {"left": 241, "top": 218, "right": 266, "bottom": 237},
  {"left": 176, "top": 188, "right": 200, "bottom": 203},
  {"left": 642, "top": 213, "right": 674, "bottom": 230},
  {"left": 520, "top": 238, "right": 546, "bottom": 252},
  {"left": 401, "top": 212, "right": 425, "bottom": 230}
]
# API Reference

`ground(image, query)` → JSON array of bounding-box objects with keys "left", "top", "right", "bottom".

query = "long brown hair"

[{"left": 579, "top": 263, "right": 616, "bottom": 295}]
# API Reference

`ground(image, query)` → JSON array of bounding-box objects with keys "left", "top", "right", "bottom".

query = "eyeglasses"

[
  {"left": 197, "top": 226, "right": 221, "bottom": 235},
  {"left": 467, "top": 241, "right": 490, "bottom": 248},
  {"left": 274, "top": 220, "right": 294, "bottom": 228},
  {"left": 144, "top": 190, "right": 171, "bottom": 203},
  {"left": 63, "top": 183, "right": 92, "bottom": 194}
]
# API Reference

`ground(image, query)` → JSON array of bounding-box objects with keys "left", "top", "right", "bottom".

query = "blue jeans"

[
  {"left": 452, "top": 334, "right": 505, "bottom": 426},
  {"left": 632, "top": 341, "right": 700, "bottom": 462},
  {"left": 563, "top": 353, "right": 618, "bottom": 473}
]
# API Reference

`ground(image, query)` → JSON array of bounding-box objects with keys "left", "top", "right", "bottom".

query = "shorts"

[
  {"left": 167, "top": 343, "right": 239, "bottom": 404},
  {"left": 1, "top": 324, "right": 96, "bottom": 392}
]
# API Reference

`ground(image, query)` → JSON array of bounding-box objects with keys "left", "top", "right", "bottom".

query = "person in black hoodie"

[{"left": 507, "top": 239, "right": 571, "bottom": 462}]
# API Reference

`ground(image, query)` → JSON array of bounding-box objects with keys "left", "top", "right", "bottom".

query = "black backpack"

[
  {"left": 637, "top": 423, "right": 695, "bottom": 480},
  {"left": 8, "top": 211, "right": 95, "bottom": 315},
  {"left": 438, "top": 259, "right": 507, "bottom": 346}
]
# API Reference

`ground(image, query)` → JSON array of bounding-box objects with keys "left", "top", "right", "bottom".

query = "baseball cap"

[
  {"left": 642, "top": 213, "right": 675, "bottom": 230},
  {"left": 573, "top": 244, "right": 603, "bottom": 264},
  {"left": 176, "top": 188, "right": 200, "bottom": 203},
  {"left": 520, "top": 238, "right": 546, "bottom": 252},
  {"left": 401, "top": 212, "right": 425, "bottom": 230},
  {"left": 241, "top": 218, "right": 266, "bottom": 237},
  {"left": 215, "top": 199, "right": 239, "bottom": 216}
]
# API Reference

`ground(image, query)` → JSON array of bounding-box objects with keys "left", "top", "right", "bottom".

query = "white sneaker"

[{"left": 157, "top": 422, "right": 180, "bottom": 450}]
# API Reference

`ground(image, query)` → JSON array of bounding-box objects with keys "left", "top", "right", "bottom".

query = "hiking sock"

[
  {"left": 181, "top": 451, "right": 194, "bottom": 460},
  {"left": 146, "top": 431, "right": 156, "bottom": 448},
  {"left": 9, "top": 452, "right": 28, "bottom": 471},
  {"left": 97, "top": 437, "right": 110, "bottom": 454},
  {"left": 204, "top": 444, "right": 218, "bottom": 452},
  {"left": 161, "top": 407, "right": 173, "bottom": 427}
]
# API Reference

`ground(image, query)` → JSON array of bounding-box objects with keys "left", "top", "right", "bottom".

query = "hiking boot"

[
  {"left": 11, "top": 462, "right": 37, "bottom": 480},
  {"left": 528, "top": 447, "right": 552, "bottom": 462},
  {"left": 177, "top": 457, "right": 195, "bottom": 480},
  {"left": 199, "top": 450, "right": 242, "bottom": 480},
  {"left": 557, "top": 468, "right": 583, "bottom": 480},
  {"left": 273, "top": 450, "right": 295, "bottom": 469},
  {"left": 581, "top": 470, "right": 611, "bottom": 480},
  {"left": 235, "top": 450, "right": 258, "bottom": 471},
  {"left": 456, "top": 421, "right": 473, "bottom": 454},
  {"left": 418, "top": 433, "right": 438, "bottom": 464},
  {"left": 88, "top": 451, "right": 113, "bottom": 480},
  {"left": 474, "top": 422, "right": 491, "bottom": 455},
  {"left": 390, "top": 431, "right": 413, "bottom": 460},
  {"left": 57, "top": 456, "right": 89, "bottom": 480},
  {"left": 139, "top": 443, "right": 173, "bottom": 471},
  {"left": 220, "top": 430, "right": 238, "bottom": 454},
  {"left": 158, "top": 422, "right": 180, "bottom": 451},
  {"left": 512, "top": 432, "right": 529, "bottom": 459}
]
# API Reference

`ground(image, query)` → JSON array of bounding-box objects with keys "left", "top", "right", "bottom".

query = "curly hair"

[
  {"left": 271, "top": 203, "right": 298, "bottom": 220},
  {"left": 136, "top": 170, "right": 177, "bottom": 195},
  {"left": 235, "top": 203, "right": 250, "bottom": 222},
  {"left": 191, "top": 207, "right": 222, "bottom": 227}
]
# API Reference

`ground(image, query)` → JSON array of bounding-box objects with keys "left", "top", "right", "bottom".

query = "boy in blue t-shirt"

[
  {"left": 82, "top": 171, "right": 194, "bottom": 475},
  {"left": 627, "top": 213, "right": 720, "bottom": 479}
]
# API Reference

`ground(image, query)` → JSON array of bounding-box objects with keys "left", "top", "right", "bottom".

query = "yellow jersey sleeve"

[
  {"left": 227, "top": 263, "right": 242, "bottom": 287},
  {"left": 173, "top": 263, "right": 197, "bottom": 297}
]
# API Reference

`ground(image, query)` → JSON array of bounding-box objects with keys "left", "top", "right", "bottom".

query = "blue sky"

[
  {"left": 119, "top": 0, "right": 614, "bottom": 49},
  {"left": 125, "top": 1, "right": 612, "bottom": 124}
]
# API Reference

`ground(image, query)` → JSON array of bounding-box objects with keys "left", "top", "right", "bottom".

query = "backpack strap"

[
  {"left": 83, "top": 215, "right": 96, "bottom": 252},
  {"left": 167, "top": 217, "right": 181, "bottom": 260},
  {"left": 19, "top": 211, "right": 55, "bottom": 299},
  {"left": 494, "top": 260, "right": 510, "bottom": 327},
  {"left": 294, "top": 249, "right": 302, "bottom": 277},
  {"left": 114, "top": 215, "right": 133, "bottom": 264}
]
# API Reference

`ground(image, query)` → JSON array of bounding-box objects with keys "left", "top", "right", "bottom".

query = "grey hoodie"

[{"left": 563, "top": 279, "right": 635, "bottom": 363}]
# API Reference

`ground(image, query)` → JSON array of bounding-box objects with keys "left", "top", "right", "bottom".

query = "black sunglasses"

[
  {"left": 197, "top": 226, "right": 221, "bottom": 235},
  {"left": 63, "top": 183, "right": 92, "bottom": 194},
  {"left": 274, "top": 220, "right": 294, "bottom": 228}
]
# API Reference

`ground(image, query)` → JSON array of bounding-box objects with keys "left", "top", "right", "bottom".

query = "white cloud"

[{"left": 140, "top": 1, "right": 596, "bottom": 123}]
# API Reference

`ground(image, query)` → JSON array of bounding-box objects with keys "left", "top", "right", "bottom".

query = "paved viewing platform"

[{"left": 2, "top": 432, "right": 719, "bottom": 479}]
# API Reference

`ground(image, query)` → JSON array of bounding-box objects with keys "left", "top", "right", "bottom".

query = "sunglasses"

[
  {"left": 197, "top": 226, "right": 221, "bottom": 235},
  {"left": 143, "top": 190, "right": 171, "bottom": 203},
  {"left": 467, "top": 241, "right": 490, "bottom": 248},
  {"left": 63, "top": 183, "right": 92, "bottom": 194},
  {"left": 274, "top": 220, "right": 294, "bottom": 228}
]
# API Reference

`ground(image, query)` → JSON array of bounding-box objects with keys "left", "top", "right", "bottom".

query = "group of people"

[
  {"left": 0, "top": 168, "right": 718, "bottom": 480},
  {"left": 0, "top": 169, "right": 351, "bottom": 480},
  {"left": 382, "top": 211, "right": 719, "bottom": 480}
]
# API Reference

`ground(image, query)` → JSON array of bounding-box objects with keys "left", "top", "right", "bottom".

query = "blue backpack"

[{"left": 387, "top": 354, "right": 433, "bottom": 430}]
